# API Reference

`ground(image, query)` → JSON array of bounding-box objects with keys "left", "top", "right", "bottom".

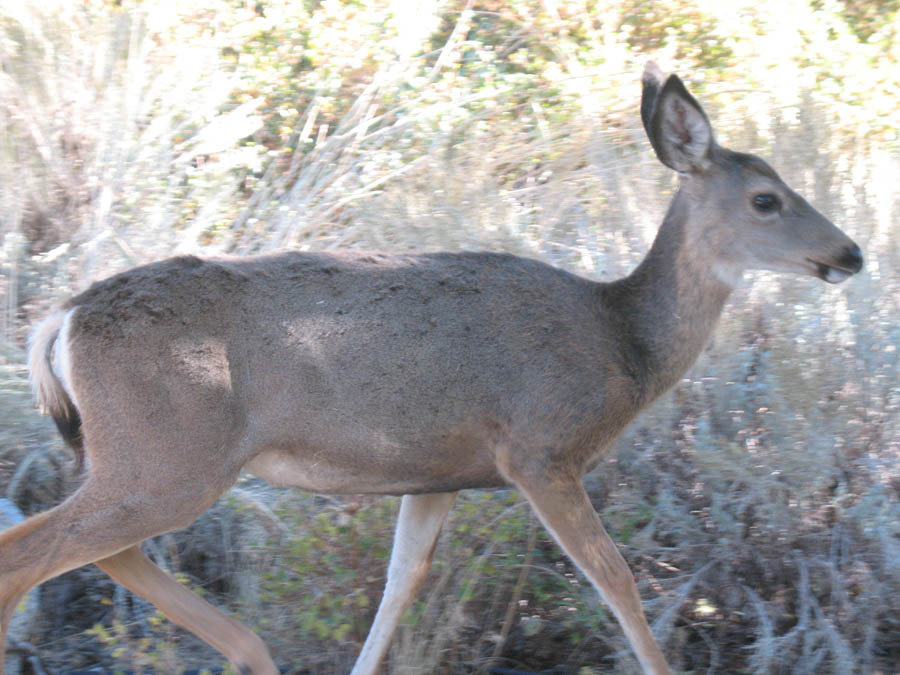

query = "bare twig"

[{"left": 486, "top": 516, "right": 538, "bottom": 669}]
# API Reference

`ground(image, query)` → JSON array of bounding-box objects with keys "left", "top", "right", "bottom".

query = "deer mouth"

[
  {"left": 816, "top": 263, "right": 853, "bottom": 284},
  {"left": 806, "top": 245, "right": 864, "bottom": 284},
  {"left": 808, "top": 258, "right": 860, "bottom": 284}
]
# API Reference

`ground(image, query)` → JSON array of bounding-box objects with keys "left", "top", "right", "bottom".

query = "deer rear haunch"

[{"left": 1, "top": 63, "right": 862, "bottom": 675}]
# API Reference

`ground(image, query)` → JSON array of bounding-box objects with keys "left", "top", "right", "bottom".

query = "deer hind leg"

[
  {"left": 511, "top": 472, "right": 672, "bottom": 675},
  {"left": 95, "top": 545, "right": 276, "bottom": 675},
  {"left": 0, "top": 484, "right": 152, "bottom": 670},
  {"left": 0, "top": 508, "right": 56, "bottom": 672},
  {"left": 0, "top": 470, "right": 257, "bottom": 673},
  {"left": 350, "top": 491, "right": 457, "bottom": 675}
]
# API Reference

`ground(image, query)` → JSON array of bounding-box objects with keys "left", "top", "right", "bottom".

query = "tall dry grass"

[{"left": 0, "top": 1, "right": 897, "bottom": 673}]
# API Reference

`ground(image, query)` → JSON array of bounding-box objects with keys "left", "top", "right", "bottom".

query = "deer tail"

[{"left": 28, "top": 309, "right": 84, "bottom": 470}]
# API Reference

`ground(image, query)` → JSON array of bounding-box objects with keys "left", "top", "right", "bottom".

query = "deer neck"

[{"left": 600, "top": 189, "right": 733, "bottom": 404}]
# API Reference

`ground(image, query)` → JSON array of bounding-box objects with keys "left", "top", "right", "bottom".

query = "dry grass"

[{"left": 0, "top": 2, "right": 898, "bottom": 674}]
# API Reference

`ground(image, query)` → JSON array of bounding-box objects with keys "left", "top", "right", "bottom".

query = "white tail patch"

[
  {"left": 28, "top": 308, "right": 79, "bottom": 415},
  {"left": 54, "top": 308, "right": 78, "bottom": 406}
]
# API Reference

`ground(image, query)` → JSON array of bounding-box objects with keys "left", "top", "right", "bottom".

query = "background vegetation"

[{"left": 1, "top": 0, "right": 897, "bottom": 673}]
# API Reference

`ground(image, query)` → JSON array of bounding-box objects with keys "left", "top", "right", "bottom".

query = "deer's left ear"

[{"left": 642, "top": 64, "right": 713, "bottom": 174}]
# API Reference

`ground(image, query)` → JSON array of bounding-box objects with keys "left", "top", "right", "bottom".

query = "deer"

[{"left": 0, "top": 63, "right": 862, "bottom": 675}]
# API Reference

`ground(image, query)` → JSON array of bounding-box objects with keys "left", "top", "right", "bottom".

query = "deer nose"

[{"left": 840, "top": 245, "right": 864, "bottom": 273}]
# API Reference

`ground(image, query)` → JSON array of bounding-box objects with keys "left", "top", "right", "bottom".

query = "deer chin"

[{"left": 710, "top": 261, "right": 744, "bottom": 288}]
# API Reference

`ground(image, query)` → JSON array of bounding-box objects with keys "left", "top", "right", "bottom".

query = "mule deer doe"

[{"left": 1, "top": 63, "right": 862, "bottom": 674}]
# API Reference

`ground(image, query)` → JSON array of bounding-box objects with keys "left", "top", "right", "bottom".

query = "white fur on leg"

[{"left": 350, "top": 491, "right": 456, "bottom": 675}]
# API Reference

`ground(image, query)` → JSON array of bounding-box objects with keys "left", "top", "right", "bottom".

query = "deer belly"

[{"left": 243, "top": 443, "right": 504, "bottom": 495}]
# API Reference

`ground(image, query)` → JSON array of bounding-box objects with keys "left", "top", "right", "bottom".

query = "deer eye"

[{"left": 753, "top": 193, "right": 780, "bottom": 213}]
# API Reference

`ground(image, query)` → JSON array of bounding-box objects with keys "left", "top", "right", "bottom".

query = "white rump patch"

[{"left": 53, "top": 308, "right": 79, "bottom": 407}]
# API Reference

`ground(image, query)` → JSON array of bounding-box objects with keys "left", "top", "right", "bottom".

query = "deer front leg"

[
  {"left": 350, "top": 491, "right": 457, "bottom": 675},
  {"left": 513, "top": 473, "right": 672, "bottom": 675}
]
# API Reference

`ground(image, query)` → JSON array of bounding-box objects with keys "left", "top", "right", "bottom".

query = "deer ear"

[
  {"left": 642, "top": 66, "right": 713, "bottom": 173},
  {"left": 640, "top": 61, "right": 666, "bottom": 136}
]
